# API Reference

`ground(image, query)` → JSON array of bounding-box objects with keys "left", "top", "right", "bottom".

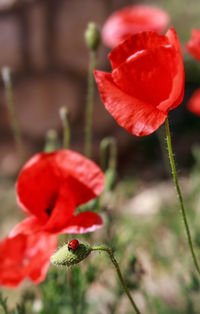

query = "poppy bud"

[
  {"left": 51, "top": 242, "right": 92, "bottom": 267},
  {"left": 85, "top": 22, "right": 101, "bottom": 51}
]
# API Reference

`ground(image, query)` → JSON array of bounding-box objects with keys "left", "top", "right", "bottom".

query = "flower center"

[{"left": 45, "top": 194, "right": 58, "bottom": 217}]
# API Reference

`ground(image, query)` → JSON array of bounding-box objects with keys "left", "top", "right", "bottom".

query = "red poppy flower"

[
  {"left": 12, "top": 150, "right": 105, "bottom": 235},
  {"left": 95, "top": 28, "right": 185, "bottom": 136},
  {"left": 187, "top": 88, "right": 200, "bottom": 116},
  {"left": 102, "top": 5, "right": 170, "bottom": 48},
  {"left": 0, "top": 230, "right": 57, "bottom": 288},
  {"left": 185, "top": 29, "right": 200, "bottom": 61}
]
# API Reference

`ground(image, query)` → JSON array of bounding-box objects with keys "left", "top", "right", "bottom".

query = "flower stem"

[
  {"left": 100, "top": 137, "right": 117, "bottom": 171},
  {"left": 91, "top": 246, "right": 141, "bottom": 314},
  {"left": 165, "top": 117, "right": 200, "bottom": 275},
  {"left": 59, "top": 106, "right": 71, "bottom": 149},
  {"left": 2, "top": 67, "right": 25, "bottom": 164},
  {"left": 84, "top": 50, "right": 96, "bottom": 158}
]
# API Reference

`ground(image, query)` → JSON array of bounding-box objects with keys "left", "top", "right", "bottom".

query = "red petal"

[
  {"left": 154, "top": 28, "right": 184, "bottom": 112},
  {"left": 185, "top": 29, "right": 200, "bottom": 61},
  {"left": 9, "top": 217, "right": 43, "bottom": 237},
  {"left": 0, "top": 231, "right": 57, "bottom": 288},
  {"left": 112, "top": 45, "right": 176, "bottom": 107},
  {"left": 16, "top": 153, "right": 62, "bottom": 222},
  {"left": 53, "top": 150, "right": 105, "bottom": 205},
  {"left": 60, "top": 211, "right": 103, "bottom": 234},
  {"left": 94, "top": 71, "right": 167, "bottom": 136},
  {"left": 102, "top": 5, "right": 170, "bottom": 49},
  {"left": 16, "top": 150, "right": 105, "bottom": 233},
  {"left": 109, "top": 30, "right": 169, "bottom": 69},
  {"left": 187, "top": 88, "right": 200, "bottom": 116}
]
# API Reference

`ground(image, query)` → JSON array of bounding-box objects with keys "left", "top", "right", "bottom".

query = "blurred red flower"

[
  {"left": 102, "top": 5, "right": 170, "bottom": 48},
  {"left": 187, "top": 88, "right": 200, "bottom": 116},
  {"left": 11, "top": 150, "right": 105, "bottom": 236},
  {"left": 0, "top": 230, "right": 56, "bottom": 288},
  {"left": 95, "top": 28, "right": 185, "bottom": 136},
  {"left": 185, "top": 29, "right": 200, "bottom": 61}
]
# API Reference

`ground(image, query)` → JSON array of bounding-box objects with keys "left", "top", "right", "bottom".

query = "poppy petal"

[
  {"left": 102, "top": 5, "right": 170, "bottom": 49},
  {"left": 109, "top": 30, "right": 169, "bottom": 69},
  {"left": 185, "top": 29, "right": 200, "bottom": 61},
  {"left": 16, "top": 153, "right": 62, "bottom": 222},
  {"left": 112, "top": 45, "right": 176, "bottom": 107},
  {"left": 60, "top": 211, "right": 103, "bottom": 234},
  {"left": 157, "top": 27, "right": 185, "bottom": 112},
  {"left": 94, "top": 70, "right": 167, "bottom": 136},
  {"left": 53, "top": 150, "right": 105, "bottom": 205},
  {"left": 187, "top": 88, "right": 200, "bottom": 116},
  {"left": 0, "top": 232, "right": 57, "bottom": 288},
  {"left": 9, "top": 216, "right": 43, "bottom": 237}
]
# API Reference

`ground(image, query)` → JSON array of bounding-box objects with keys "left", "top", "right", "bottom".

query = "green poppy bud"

[
  {"left": 85, "top": 22, "right": 101, "bottom": 51},
  {"left": 51, "top": 243, "right": 92, "bottom": 267}
]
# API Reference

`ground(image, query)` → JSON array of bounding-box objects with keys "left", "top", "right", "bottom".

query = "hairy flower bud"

[
  {"left": 51, "top": 242, "right": 92, "bottom": 267},
  {"left": 85, "top": 22, "right": 101, "bottom": 51}
]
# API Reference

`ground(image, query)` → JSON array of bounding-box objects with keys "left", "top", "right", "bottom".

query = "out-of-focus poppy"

[
  {"left": 12, "top": 150, "right": 105, "bottom": 235},
  {"left": 187, "top": 88, "right": 200, "bottom": 116},
  {"left": 0, "top": 231, "right": 57, "bottom": 288},
  {"left": 95, "top": 28, "right": 185, "bottom": 136},
  {"left": 185, "top": 29, "right": 200, "bottom": 61},
  {"left": 102, "top": 5, "right": 170, "bottom": 48}
]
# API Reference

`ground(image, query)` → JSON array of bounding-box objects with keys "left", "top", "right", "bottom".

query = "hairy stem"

[
  {"left": 91, "top": 246, "right": 141, "bottom": 314},
  {"left": 165, "top": 117, "right": 200, "bottom": 275}
]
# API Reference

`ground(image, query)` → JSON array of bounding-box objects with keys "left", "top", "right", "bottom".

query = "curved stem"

[
  {"left": 91, "top": 246, "right": 141, "bottom": 314},
  {"left": 165, "top": 117, "right": 200, "bottom": 275},
  {"left": 84, "top": 50, "right": 96, "bottom": 158}
]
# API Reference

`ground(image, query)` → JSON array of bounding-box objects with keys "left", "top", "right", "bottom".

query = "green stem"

[
  {"left": 2, "top": 67, "right": 25, "bottom": 164},
  {"left": 59, "top": 106, "right": 70, "bottom": 149},
  {"left": 100, "top": 137, "right": 117, "bottom": 171},
  {"left": 91, "top": 246, "right": 141, "bottom": 314},
  {"left": 44, "top": 129, "right": 59, "bottom": 152},
  {"left": 84, "top": 50, "right": 96, "bottom": 158},
  {"left": 165, "top": 117, "right": 200, "bottom": 275}
]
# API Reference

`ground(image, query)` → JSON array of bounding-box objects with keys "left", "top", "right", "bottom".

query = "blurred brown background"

[{"left": 1, "top": 0, "right": 200, "bottom": 177}]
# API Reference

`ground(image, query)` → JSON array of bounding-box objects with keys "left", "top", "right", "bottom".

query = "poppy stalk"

[
  {"left": 84, "top": 22, "right": 101, "bottom": 158},
  {"left": 1, "top": 67, "right": 25, "bottom": 164},
  {"left": 165, "top": 118, "right": 200, "bottom": 275}
]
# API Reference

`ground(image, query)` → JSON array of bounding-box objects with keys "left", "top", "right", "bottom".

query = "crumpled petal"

[
  {"left": 109, "top": 31, "right": 169, "bottom": 69},
  {"left": 102, "top": 5, "right": 170, "bottom": 49},
  {"left": 94, "top": 71, "right": 167, "bottom": 136},
  {"left": 53, "top": 150, "right": 105, "bottom": 205},
  {"left": 112, "top": 45, "right": 176, "bottom": 107},
  {"left": 60, "top": 211, "right": 103, "bottom": 234},
  {"left": 0, "top": 231, "right": 57, "bottom": 288}
]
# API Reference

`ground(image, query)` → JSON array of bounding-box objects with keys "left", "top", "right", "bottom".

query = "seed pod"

[{"left": 51, "top": 243, "right": 92, "bottom": 267}]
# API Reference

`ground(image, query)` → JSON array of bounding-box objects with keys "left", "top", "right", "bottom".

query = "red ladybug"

[{"left": 68, "top": 239, "right": 79, "bottom": 251}]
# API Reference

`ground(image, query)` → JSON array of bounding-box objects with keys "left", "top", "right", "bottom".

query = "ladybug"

[{"left": 68, "top": 239, "right": 79, "bottom": 251}]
